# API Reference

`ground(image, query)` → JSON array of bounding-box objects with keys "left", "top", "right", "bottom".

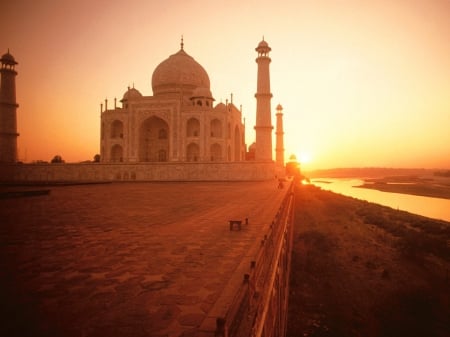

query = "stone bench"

[
  {"left": 229, "top": 220, "right": 242, "bottom": 231},
  {"left": 229, "top": 218, "right": 248, "bottom": 231}
]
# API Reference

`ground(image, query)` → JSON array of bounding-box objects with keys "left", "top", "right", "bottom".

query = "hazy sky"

[{"left": 1, "top": 0, "right": 449, "bottom": 169}]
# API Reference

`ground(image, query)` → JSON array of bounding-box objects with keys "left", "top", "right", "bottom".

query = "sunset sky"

[{"left": 1, "top": 0, "right": 449, "bottom": 169}]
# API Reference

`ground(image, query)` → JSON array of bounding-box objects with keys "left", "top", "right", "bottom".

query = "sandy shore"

[
  {"left": 287, "top": 184, "right": 449, "bottom": 337},
  {"left": 356, "top": 178, "right": 450, "bottom": 199},
  {"left": 305, "top": 168, "right": 450, "bottom": 200}
]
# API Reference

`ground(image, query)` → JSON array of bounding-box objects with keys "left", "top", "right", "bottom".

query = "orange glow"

[
  {"left": 1, "top": 0, "right": 449, "bottom": 169},
  {"left": 298, "top": 152, "right": 312, "bottom": 165}
]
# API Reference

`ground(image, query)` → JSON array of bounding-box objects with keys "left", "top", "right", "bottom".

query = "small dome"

[
  {"left": 152, "top": 49, "right": 210, "bottom": 96},
  {"left": 1, "top": 50, "right": 17, "bottom": 65},
  {"left": 256, "top": 39, "right": 271, "bottom": 53},
  {"left": 276, "top": 104, "right": 283, "bottom": 111},
  {"left": 214, "top": 102, "right": 227, "bottom": 112},
  {"left": 191, "top": 87, "right": 213, "bottom": 99},
  {"left": 249, "top": 142, "right": 256, "bottom": 151},
  {"left": 257, "top": 40, "right": 269, "bottom": 48},
  {"left": 122, "top": 87, "right": 142, "bottom": 101}
]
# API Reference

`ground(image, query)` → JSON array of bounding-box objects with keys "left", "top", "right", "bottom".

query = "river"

[{"left": 312, "top": 178, "right": 450, "bottom": 222}]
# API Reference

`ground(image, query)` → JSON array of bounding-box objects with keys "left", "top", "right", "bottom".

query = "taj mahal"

[{"left": 0, "top": 39, "right": 287, "bottom": 182}]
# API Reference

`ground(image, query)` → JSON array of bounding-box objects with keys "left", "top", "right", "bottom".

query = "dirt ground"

[{"left": 287, "top": 184, "right": 450, "bottom": 337}]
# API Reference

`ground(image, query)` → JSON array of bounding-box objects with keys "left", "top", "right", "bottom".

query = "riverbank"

[
  {"left": 355, "top": 175, "right": 450, "bottom": 200},
  {"left": 287, "top": 184, "right": 449, "bottom": 337}
]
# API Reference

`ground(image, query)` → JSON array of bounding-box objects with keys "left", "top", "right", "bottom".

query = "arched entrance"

[
  {"left": 139, "top": 116, "right": 169, "bottom": 162},
  {"left": 210, "top": 143, "right": 222, "bottom": 161},
  {"left": 187, "top": 143, "right": 200, "bottom": 162},
  {"left": 187, "top": 118, "right": 200, "bottom": 137},
  {"left": 210, "top": 119, "right": 222, "bottom": 137},
  {"left": 111, "top": 120, "right": 124, "bottom": 138},
  {"left": 234, "top": 126, "right": 241, "bottom": 161},
  {"left": 111, "top": 144, "right": 123, "bottom": 162}
]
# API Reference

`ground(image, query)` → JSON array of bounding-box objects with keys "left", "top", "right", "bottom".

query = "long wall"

[
  {"left": 213, "top": 181, "right": 295, "bottom": 337},
  {"left": 0, "top": 161, "right": 276, "bottom": 182}
]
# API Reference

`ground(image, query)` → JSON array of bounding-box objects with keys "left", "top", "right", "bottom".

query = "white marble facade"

[
  {"left": 100, "top": 42, "right": 246, "bottom": 164},
  {"left": 0, "top": 40, "right": 281, "bottom": 183}
]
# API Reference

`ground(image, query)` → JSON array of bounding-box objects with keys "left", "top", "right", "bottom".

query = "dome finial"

[{"left": 181, "top": 35, "right": 184, "bottom": 50}]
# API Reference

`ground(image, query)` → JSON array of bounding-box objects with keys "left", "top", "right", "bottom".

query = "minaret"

[
  {"left": 254, "top": 39, "right": 273, "bottom": 161},
  {"left": 0, "top": 50, "right": 19, "bottom": 163},
  {"left": 275, "top": 104, "right": 285, "bottom": 169}
]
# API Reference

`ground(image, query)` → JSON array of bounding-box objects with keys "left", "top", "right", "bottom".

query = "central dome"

[{"left": 152, "top": 49, "right": 210, "bottom": 96}]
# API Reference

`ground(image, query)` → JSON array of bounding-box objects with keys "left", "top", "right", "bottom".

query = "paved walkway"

[{"left": 0, "top": 181, "right": 289, "bottom": 337}]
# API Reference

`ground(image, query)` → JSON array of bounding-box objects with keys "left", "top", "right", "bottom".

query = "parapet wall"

[
  {"left": 211, "top": 181, "right": 295, "bottom": 337},
  {"left": 0, "top": 161, "right": 276, "bottom": 182}
]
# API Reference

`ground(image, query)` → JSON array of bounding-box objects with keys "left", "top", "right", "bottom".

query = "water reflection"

[{"left": 312, "top": 179, "right": 450, "bottom": 222}]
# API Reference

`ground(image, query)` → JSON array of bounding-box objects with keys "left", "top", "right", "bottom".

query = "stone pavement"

[{"left": 0, "top": 181, "right": 289, "bottom": 337}]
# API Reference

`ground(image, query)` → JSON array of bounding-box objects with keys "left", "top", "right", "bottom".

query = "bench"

[
  {"left": 229, "top": 218, "right": 248, "bottom": 231},
  {"left": 229, "top": 220, "right": 242, "bottom": 231}
]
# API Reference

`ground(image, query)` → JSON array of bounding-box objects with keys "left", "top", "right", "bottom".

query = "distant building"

[
  {"left": 254, "top": 39, "right": 274, "bottom": 162},
  {"left": 99, "top": 38, "right": 280, "bottom": 166},
  {"left": 0, "top": 39, "right": 286, "bottom": 182},
  {"left": 275, "top": 104, "right": 285, "bottom": 175},
  {"left": 286, "top": 154, "right": 301, "bottom": 179},
  {"left": 100, "top": 39, "right": 246, "bottom": 163},
  {"left": 0, "top": 50, "right": 19, "bottom": 163}
]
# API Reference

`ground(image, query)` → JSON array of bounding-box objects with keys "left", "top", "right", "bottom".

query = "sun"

[{"left": 299, "top": 152, "right": 312, "bottom": 164}]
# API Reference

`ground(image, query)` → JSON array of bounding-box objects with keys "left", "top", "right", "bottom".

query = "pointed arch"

[
  {"left": 111, "top": 120, "right": 124, "bottom": 138},
  {"left": 210, "top": 143, "right": 222, "bottom": 161},
  {"left": 187, "top": 143, "right": 200, "bottom": 162},
  {"left": 139, "top": 116, "right": 169, "bottom": 162},
  {"left": 234, "top": 126, "right": 241, "bottom": 161},
  {"left": 187, "top": 118, "right": 200, "bottom": 137},
  {"left": 111, "top": 144, "right": 123, "bottom": 162},
  {"left": 210, "top": 119, "right": 222, "bottom": 138}
]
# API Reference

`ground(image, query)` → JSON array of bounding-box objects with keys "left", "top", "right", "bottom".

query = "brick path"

[{"left": 0, "top": 181, "right": 288, "bottom": 337}]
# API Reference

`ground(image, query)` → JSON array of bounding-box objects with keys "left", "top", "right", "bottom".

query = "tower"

[
  {"left": 275, "top": 104, "right": 285, "bottom": 169},
  {"left": 254, "top": 39, "right": 273, "bottom": 161},
  {"left": 0, "top": 50, "right": 19, "bottom": 163}
]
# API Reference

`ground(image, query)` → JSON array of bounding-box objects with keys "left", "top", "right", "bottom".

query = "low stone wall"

[
  {"left": 207, "top": 181, "right": 295, "bottom": 337},
  {"left": 0, "top": 161, "right": 276, "bottom": 182}
]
